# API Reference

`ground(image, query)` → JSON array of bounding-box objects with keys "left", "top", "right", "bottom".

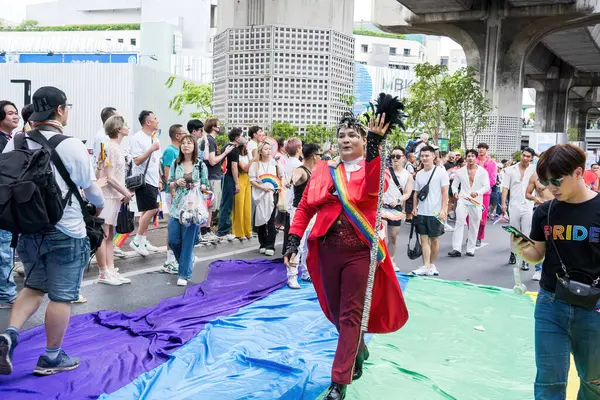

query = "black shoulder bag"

[
  {"left": 407, "top": 218, "right": 422, "bottom": 260},
  {"left": 28, "top": 130, "right": 105, "bottom": 254},
  {"left": 547, "top": 200, "right": 600, "bottom": 310},
  {"left": 417, "top": 166, "right": 437, "bottom": 202},
  {"left": 125, "top": 156, "right": 151, "bottom": 190}
]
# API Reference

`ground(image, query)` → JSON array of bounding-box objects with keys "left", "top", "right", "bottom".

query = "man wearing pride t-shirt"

[{"left": 512, "top": 144, "right": 600, "bottom": 400}]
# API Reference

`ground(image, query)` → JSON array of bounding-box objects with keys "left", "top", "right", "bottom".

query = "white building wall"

[
  {"left": 218, "top": 0, "right": 354, "bottom": 36},
  {"left": 354, "top": 35, "right": 425, "bottom": 69},
  {"left": 0, "top": 31, "right": 140, "bottom": 52},
  {"left": 0, "top": 64, "right": 195, "bottom": 150},
  {"left": 26, "top": 0, "right": 142, "bottom": 26}
]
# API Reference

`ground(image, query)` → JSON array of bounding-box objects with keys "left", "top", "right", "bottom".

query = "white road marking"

[
  {"left": 473, "top": 242, "right": 489, "bottom": 251},
  {"left": 81, "top": 240, "right": 284, "bottom": 287}
]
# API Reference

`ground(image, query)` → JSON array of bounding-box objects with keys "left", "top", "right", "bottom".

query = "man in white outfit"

[
  {"left": 501, "top": 147, "right": 536, "bottom": 270},
  {"left": 448, "top": 149, "right": 490, "bottom": 257}
]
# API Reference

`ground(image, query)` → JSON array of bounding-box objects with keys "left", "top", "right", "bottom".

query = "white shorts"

[{"left": 209, "top": 179, "right": 222, "bottom": 212}]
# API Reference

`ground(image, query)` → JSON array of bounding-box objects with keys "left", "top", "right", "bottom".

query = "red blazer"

[{"left": 290, "top": 157, "right": 409, "bottom": 333}]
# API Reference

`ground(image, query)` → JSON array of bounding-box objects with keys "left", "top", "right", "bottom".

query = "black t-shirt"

[
  {"left": 530, "top": 194, "right": 600, "bottom": 292},
  {"left": 204, "top": 135, "right": 222, "bottom": 180},
  {"left": 224, "top": 145, "right": 240, "bottom": 177}
]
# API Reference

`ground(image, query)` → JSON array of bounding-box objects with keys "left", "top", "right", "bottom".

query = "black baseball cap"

[{"left": 30, "top": 86, "right": 68, "bottom": 122}]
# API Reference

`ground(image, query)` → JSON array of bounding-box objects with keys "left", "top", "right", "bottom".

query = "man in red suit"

[{"left": 285, "top": 113, "right": 409, "bottom": 400}]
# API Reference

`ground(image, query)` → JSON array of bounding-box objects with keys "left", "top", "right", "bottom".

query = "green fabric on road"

[{"left": 345, "top": 277, "right": 536, "bottom": 400}]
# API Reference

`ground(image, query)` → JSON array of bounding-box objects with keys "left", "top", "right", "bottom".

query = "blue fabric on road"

[{"left": 103, "top": 274, "right": 410, "bottom": 399}]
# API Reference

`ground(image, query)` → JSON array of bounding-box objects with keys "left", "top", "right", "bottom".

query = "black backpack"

[{"left": 0, "top": 130, "right": 70, "bottom": 245}]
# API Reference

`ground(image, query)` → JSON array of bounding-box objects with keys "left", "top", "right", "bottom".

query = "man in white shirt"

[
  {"left": 411, "top": 145, "right": 449, "bottom": 276},
  {"left": 128, "top": 110, "right": 162, "bottom": 256},
  {"left": 502, "top": 147, "right": 536, "bottom": 269},
  {"left": 91, "top": 107, "right": 117, "bottom": 164},
  {"left": 448, "top": 149, "right": 491, "bottom": 257},
  {"left": 0, "top": 86, "right": 104, "bottom": 376}
]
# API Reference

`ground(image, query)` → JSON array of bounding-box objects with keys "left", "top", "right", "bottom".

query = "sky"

[{"left": 2, "top": 0, "right": 374, "bottom": 24}]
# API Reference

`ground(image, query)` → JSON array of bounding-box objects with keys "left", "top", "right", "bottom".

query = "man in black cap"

[{"left": 0, "top": 86, "right": 105, "bottom": 376}]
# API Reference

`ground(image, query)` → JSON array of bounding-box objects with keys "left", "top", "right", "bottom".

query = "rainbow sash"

[{"left": 329, "top": 164, "right": 386, "bottom": 262}]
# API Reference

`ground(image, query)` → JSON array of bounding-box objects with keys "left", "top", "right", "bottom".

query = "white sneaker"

[
  {"left": 129, "top": 240, "right": 149, "bottom": 257},
  {"left": 392, "top": 262, "right": 400, "bottom": 272},
  {"left": 109, "top": 268, "right": 131, "bottom": 284},
  {"left": 259, "top": 248, "right": 266, "bottom": 254},
  {"left": 145, "top": 242, "right": 159, "bottom": 252},
  {"left": 98, "top": 271, "right": 123, "bottom": 286},
  {"left": 286, "top": 266, "right": 301, "bottom": 289},
  {"left": 162, "top": 261, "right": 179, "bottom": 274},
  {"left": 113, "top": 246, "right": 126, "bottom": 258},
  {"left": 532, "top": 270, "right": 542, "bottom": 281},
  {"left": 412, "top": 266, "right": 437, "bottom": 276},
  {"left": 177, "top": 278, "right": 188, "bottom": 286},
  {"left": 300, "top": 268, "right": 312, "bottom": 282},
  {"left": 430, "top": 264, "right": 440, "bottom": 276},
  {"left": 265, "top": 249, "right": 275, "bottom": 256}
]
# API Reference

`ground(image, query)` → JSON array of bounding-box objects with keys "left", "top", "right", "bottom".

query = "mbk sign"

[{"left": 381, "top": 78, "right": 413, "bottom": 96}]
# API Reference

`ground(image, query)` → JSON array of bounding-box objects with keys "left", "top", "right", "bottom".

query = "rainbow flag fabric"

[{"left": 0, "top": 259, "right": 582, "bottom": 399}]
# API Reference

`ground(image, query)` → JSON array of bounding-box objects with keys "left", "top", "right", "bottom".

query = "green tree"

[
  {"left": 528, "top": 112, "right": 535, "bottom": 120},
  {"left": 165, "top": 77, "right": 214, "bottom": 121},
  {"left": 405, "top": 63, "right": 449, "bottom": 145},
  {"left": 444, "top": 67, "right": 492, "bottom": 152},
  {"left": 16, "top": 20, "right": 38, "bottom": 30},
  {"left": 386, "top": 126, "right": 409, "bottom": 147},
  {"left": 305, "top": 123, "right": 335, "bottom": 145},
  {"left": 270, "top": 121, "right": 298, "bottom": 140}
]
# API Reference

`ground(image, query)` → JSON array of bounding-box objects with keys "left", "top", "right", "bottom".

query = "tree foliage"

[
  {"left": 353, "top": 29, "right": 406, "bottom": 40},
  {"left": 165, "top": 77, "right": 214, "bottom": 121},
  {"left": 405, "top": 63, "right": 492, "bottom": 151},
  {"left": 305, "top": 123, "right": 336, "bottom": 145},
  {"left": 405, "top": 63, "right": 449, "bottom": 145},
  {"left": 269, "top": 121, "right": 299, "bottom": 139},
  {"left": 444, "top": 67, "right": 492, "bottom": 152},
  {"left": 0, "top": 21, "right": 140, "bottom": 31}
]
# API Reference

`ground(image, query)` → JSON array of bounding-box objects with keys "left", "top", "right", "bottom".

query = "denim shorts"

[{"left": 17, "top": 229, "right": 90, "bottom": 303}]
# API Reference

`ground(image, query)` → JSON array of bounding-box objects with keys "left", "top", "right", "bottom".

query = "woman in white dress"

[
  {"left": 249, "top": 141, "right": 280, "bottom": 256},
  {"left": 96, "top": 115, "right": 134, "bottom": 286},
  {"left": 383, "top": 146, "right": 413, "bottom": 271}
]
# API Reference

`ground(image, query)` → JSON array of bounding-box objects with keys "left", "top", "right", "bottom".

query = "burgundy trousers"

[
  {"left": 318, "top": 239, "right": 369, "bottom": 384},
  {"left": 478, "top": 192, "right": 491, "bottom": 240}
]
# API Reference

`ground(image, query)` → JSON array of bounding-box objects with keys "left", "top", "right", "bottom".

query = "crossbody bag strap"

[
  {"left": 427, "top": 166, "right": 437, "bottom": 186},
  {"left": 388, "top": 166, "right": 403, "bottom": 195},
  {"left": 547, "top": 200, "right": 569, "bottom": 277},
  {"left": 27, "top": 130, "right": 91, "bottom": 219}
]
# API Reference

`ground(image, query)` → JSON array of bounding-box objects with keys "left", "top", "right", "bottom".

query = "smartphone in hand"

[{"left": 502, "top": 225, "right": 535, "bottom": 246}]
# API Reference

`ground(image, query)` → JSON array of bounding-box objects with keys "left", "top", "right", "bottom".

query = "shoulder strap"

[
  {"left": 27, "top": 129, "right": 90, "bottom": 218},
  {"left": 425, "top": 166, "right": 437, "bottom": 186},
  {"left": 546, "top": 200, "right": 571, "bottom": 278},
  {"left": 299, "top": 165, "right": 312, "bottom": 178},
  {"left": 388, "top": 166, "right": 403, "bottom": 195},
  {"left": 14, "top": 133, "right": 26, "bottom": 150}
]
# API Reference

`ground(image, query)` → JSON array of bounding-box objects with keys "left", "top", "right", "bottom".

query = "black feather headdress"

[
  {"left": 368, "top": 93, "right": 406, "bottom": 133},
  {"left": 337, "top": 112, "right": 367, "bottom": 136}
]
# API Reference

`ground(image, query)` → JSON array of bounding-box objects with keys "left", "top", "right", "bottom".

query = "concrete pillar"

[
  {"left": 576, "top": 109, "right": 588, "bottom": 141},
  {"left": 535, "top": 89, "right": 568, "bottom": 133}
]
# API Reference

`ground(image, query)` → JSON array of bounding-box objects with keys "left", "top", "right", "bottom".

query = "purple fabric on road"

[{"left": 0, "top": 259, "right": 287, "bottom": 399}]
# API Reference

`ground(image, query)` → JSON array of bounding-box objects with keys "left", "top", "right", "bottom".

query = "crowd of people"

[{"left": 0, "top": 87, "right": 598, "bottom": 400}]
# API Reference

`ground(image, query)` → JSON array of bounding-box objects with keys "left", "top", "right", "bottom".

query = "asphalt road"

[{"left": 0, "top": 219, "right": 537, "bottom": 331}]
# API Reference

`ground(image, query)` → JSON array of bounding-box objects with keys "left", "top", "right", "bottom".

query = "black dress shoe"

[
  {"left": 466, "top": 252, "right": 475, "bottom": 257},
  {"left": 323, "top": 383, "right": 346, "bottom": 400},
  {"left": 476, "top": 239, "right": 482, "bottom": 247},
  {"left": 509, "top": 253, "right": 516, "bottom": 265},
  {"left": 448, "top": 250, "right": 461, "bottom": 257},
  {"left": 352, "top": 346, "right": 370, "bottom": 381}
]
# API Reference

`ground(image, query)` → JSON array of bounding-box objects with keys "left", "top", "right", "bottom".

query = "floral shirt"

[{"left": 168, "top": 160, "right": 209, "bottom": 220}]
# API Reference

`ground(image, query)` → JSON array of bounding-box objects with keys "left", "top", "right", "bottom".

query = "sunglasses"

[
  {"left": 390, "top": 154, "right": 404, "bottom": 160},
  {"left": 539, "top": 177, "right": 565, "bottom": 187}
]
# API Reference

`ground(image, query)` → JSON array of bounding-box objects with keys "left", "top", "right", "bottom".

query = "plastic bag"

[{"left": 179, "top": 186, "right": 209, "bottom": 227}]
